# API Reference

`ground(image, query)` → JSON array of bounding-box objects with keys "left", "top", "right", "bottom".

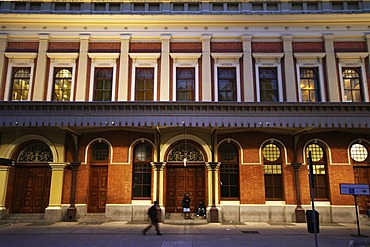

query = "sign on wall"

[{"left": 340, "top": 183, "right": 370, "bottom": 196}]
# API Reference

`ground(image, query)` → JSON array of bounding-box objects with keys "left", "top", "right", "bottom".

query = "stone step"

[
  {"left": 2, "top": 213, "right": 45, "bottom": 223},
  {"left": 164, "top": 213, "right": 208, "bottom": 225},
  {"left": 78, "top": 213, "right": 106, "bottom": 224}
]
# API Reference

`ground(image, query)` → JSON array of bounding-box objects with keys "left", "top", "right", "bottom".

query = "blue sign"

[{"left": 340, "top": 183, "right": 370, "bottom": 196}]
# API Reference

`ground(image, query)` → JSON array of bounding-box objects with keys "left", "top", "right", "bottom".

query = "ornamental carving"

[
  {"left": 167, "top": 143, "right": 204, "bottom": 163},
  {"left": 18, "top": 143, "right": 53, "bottom": 162}
]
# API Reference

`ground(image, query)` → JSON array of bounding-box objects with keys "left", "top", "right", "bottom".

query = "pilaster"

[
  {"left": 0, "top": 33, "right": 8, "bottom": 100},
  {"left": 33, "top": 33, "right": 49, "bottom": 100},
  {"left": 75, "top": 34, "right": 90, "bottom": 101},
  {"left": 282, "top": 34, "right": 297, "bottom": 102},
  {"left": 160, "top": 34, "right": 171, "bottom": 101},
  {"left": 117, "top": 34, "right": 130, "bottom": 101},
  {"left": 201, "top": 34, "right": 212, "bottom": 101},
  {"left": 323, "top": 33, "right": 340, "bottom": 102},
  {"left": 0, "top": 167, "right": 10, "bottom": 219},
  {"left": 241, "top": 34, "right": 254, "bottom": 102}
]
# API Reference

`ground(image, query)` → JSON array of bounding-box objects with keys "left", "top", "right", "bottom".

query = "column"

[
  {"left": 160, "top": 34, "right": 171, "bottom": 101},
  {"left": 151, "top": 162, "right": 165, "bottom": 222},
  {"left": 75, "top": 34, "right": 90, "bottom": 101},
  {"left": 33, "top": 33, "right": 49, "bottom": 100},
  {"left": 45, "top": 163, "right": 67, "bottom": 222},
  {"left": 206, "top": 162, "right": 220, "bottom": 223},
  {"left": 366, "top": 34, "right": 370, "bottom": 78},
  {"left": 65, "top": 162, "right": 81, "bottom": 222},
  {"left": 282, "top": 34, "right": 297, "bottom": 102},
  {"left": 117, "top": 34, "right": 131, "bottom": 101},
  {"left": 292, "top": 162, "right": 305, "bottom": 223},
  {"left": 201, "top": 34, "right": 212, "bottom": 101},
  {"left": 323, "top": 33, "right": 340, "bottom": 102},
  {"left": 0, "top": 167, "right": 10, "bottom": 219},
  {"left": 0, "top": 33, "right": 8, "bottom": 100},
  {"left": 241, "top": 34, "right": 254, "bottom": 102}
]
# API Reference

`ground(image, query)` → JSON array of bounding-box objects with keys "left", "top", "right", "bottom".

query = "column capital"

[
  {"left": 281, "top": 34, "right": 293, "bottom": 42},
  {"left": 38, "top": 33, "right": 50, "bottom": 41},
  {"left": 206, "top": 162, "right": 220, "bottom": 171},
  {"left": 291, "top": 162, "right": 302, "bottom": 171},
  {"left": 120, "top": 34, "right": 131, "bottom": 40},
  {"left": 69, "top": 162, "right": 81, "bottom": 171},
  {"left": 151, "top": 162, "right": 166, "bottom": 170},
  {"left": 0, "top": 167, "right": 11, "bottom": 172},
  {"left": 49, "top": 162, "right": 67, "bottom": 171},
  {"left": 322, "top": 33, "right": 335, "bottom": 41},
  {"left": 160, "top": 34, "right": 171, "bottom": 40},
  {"left": 201, "top": 34, "right": 212, "bottom": 42},
  {"left": 79, "top": 33, "right": 90, "bottom": 40},
  {"left": 241, "top": 34, "right": 252, "bottom": 42}
]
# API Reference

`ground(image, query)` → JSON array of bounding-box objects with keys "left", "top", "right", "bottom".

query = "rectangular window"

[
  {"left": 220, "top": 164, "right": 239, "bottom": 198},
  {"left": 264, "top": 165, "right": 283, "bottom": 200},
  {"left": 93, "top": 68, "right": 113, "bottom": 101},
  {"left": 342, "top": 68, "right": 363, "bottom": 102},
  {"left": 135, "top": 68, "right": 154, "bottom": 101},
  {"left": 218, "top": 67, "right": 237, "bottom": 101},
  {"left": 11, "top": 68, "right": 31, "bottom": 101},
  {"left": 176, "top": 68, "right": 195, "bottom": 101},
  {"left": 132, "top": 163, "right": 152, "bottom": 198},
  {"left": 259, "top": 67, "right": 278, "bottom": 102}
]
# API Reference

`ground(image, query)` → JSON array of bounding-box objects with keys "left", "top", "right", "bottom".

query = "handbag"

[{"left": 183, "top": 207, "right": 190, "bottom": 213}]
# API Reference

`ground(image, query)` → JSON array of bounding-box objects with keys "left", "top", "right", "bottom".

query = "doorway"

[
  {"left": 11, "top": 165, "right": 51, "bottom": 213},
  {"left": 88, "top": 166, "right": 108, "bottom": 213},
  {"left": 166, "top": 166, "right": 205, "bottom": 213}
]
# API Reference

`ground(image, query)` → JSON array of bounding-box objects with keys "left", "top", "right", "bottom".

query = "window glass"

[
  {"left": 94, "top": 68, "right": 113, "bottom": 101},
  {"left": 133, "top": 143, "right": 153, "bottom": 198},
  {"left": 350, "top": 143, "right": 368, "bottom": 162},
  {"left": 92, "top": 142, "right": 109, "bottom": 161},
  {"left": 259, "top": 68, "right": 278, "bottom": 102},
  {"left": 11, "top": 68, "right": 31, "bottom": 101},
  {"left": 218, "top": 68, "right": 236, "bottom": 101},
  {"left": 343, "top": 68, "right": 362, "bottom": 102},
  {"left": 219, "top": 143, "right": 239, "bottom": 199},
  {"left": 177, "top": 68, "right": 195, "bottom": 101},
  {"left": 135, "top": 68, "right": 154, "bottom": 101},
  {"left": 300, "top": 68, "right": 320, "bottom": 102},
  {"left": 306, "top": 143, "right": 328, "bottom": 199},
  {"left": 263, "top": 143, "right": 283, "bottom": 200},
  {"left": 53, "top": 68, "right": 72, "bottom": 101}
]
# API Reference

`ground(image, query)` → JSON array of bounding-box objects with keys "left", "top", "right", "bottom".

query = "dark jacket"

[
  {"left": 148, "top": 204, "right": 159, "bottom": 222},
  {"left": 182, "top": 196, "right": 191, "bottom": 208}
]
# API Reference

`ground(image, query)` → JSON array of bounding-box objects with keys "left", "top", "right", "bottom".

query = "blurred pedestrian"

[
  {"left": 182, "top": 192, "right": 191, "bottom": 219},
  {"left": 142, "top": 201, "right": 162, "bottom": 236}
]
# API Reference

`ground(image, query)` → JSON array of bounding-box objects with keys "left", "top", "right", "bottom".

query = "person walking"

[
  {"left": 142, "top": 201, "right": 162, "bottom": 236},
  {"left": 182, "top": 192, "right": 191, "bottom": 219}
]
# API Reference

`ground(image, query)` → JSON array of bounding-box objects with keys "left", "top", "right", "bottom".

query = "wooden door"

[
  {"left": 166, "top": 167, "right": 205, "bottom": 213},
  {"left": 11, "top": 166, "right": 51, "bottom": 213},
  {"left": 88, "top": 166, "right": 108, "bottom": 213},
  {"left": 354, "top": 167, "right": 370, "bottom": 214}
]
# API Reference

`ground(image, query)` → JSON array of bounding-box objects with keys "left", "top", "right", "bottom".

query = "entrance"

[
  {"left": 11, "top": 165, "right": 51, "bottom": 213},
  {"left": 354, "top": 167, "right": 370, "bottom": 214},
  {"left": 88, "top": 166, "right": 108, "bottom": 213},
  {"left": 166, "top": 166, "right": 205, "bottom": 213}
]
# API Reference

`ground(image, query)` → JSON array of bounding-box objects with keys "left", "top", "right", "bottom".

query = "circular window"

[
  {"left": 350, "top": 143, "right": 368, "bottom": 162},
  {"left": 263, "top": 143, "right": 280, "bottom": 162},
  {"left": 135, "top": 143, "right": 152, "bottom": 161},
  {"left": 306, "top": 144, "right": 323, "bottom": 162},
  {"left": 92, "top": 142, "right": 109, "bottom": 161}
]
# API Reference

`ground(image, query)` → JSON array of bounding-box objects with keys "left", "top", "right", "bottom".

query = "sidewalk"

[{"left": 1, "top": 220, "right": 370, "bottom": 247}]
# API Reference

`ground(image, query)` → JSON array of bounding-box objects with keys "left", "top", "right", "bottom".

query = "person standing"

[
  {"left": 182, "top": 192, "right": 191, "bottom": 219},
  {"left": 142, "top": 201, "right": 162, "bottom": 236}
]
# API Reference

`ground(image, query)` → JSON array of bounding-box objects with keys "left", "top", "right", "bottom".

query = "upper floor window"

[
  {"left": 219, "top": 142, "right": 239, "bottom": 199},
  {"left": 176, "top": 68, "right": 195, "bottom": 101},
  {"left": 218, "top": 68, "right": 237, "bottom": 101},
  {"left": 136, "top": 68, "right": 154, "bottom": 101},
  {"left": 259, "top": 68, "right": 278, "bottom": 102},
  {"left": 93, "top": 68, "right": 113, "bottom": 101},
  {"left": 300, "top": 68, "right": 321, "bottom": 102},
  {"left": 53, "top": 68, "right": 72, "bottom": 101},
  {"left": 306, "top": 143, "right": 329, "bottom": 200},
  {"left": 342, "top": 68, "right": 362, "bottom": 102},
  {"left": 132, "top": 143, "right": 153, "bottom": 199},
  {"left": 11, "top": 68, "right": 31, "bottom": 101},
  {"left": 263, "top": 143, "right": 283, "bottom": 200}
]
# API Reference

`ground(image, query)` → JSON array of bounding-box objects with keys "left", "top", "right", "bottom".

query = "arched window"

[
  {"left": 219, "top": 142, "right": 239, "bottom": 199},
  {"left": 263, "top": 143, "right": 283, "bottom": 200},
  {"left": 343, "top": 68, "right": 362, "bottom": 102},
  {"left": 306, "top": 143, "right": 329, "bottom": 200},
  {"left": 91, "top": 142, "right": 109, "bottom": 161},
  {"left": 135, "top": 68, "right": 154, "bottom": 101},
  {"left": 132, "top": 143, "right": 153, "bottom": 198},
  {"left": 18, "top": 142, "right": 53, "bottom": 162},
  {"left": 93, "top": 68, "right": 113, "bottom": 101},
  {"left": 176, "top": 68, "right": 195, "bottom": 101},
  {"left": 218, "top": 68, "right": 236, "bottom": 101},
  {"left": 53, "top": 68, "right": 72, "bottom": 101},
  {"left": 11, "top": 68, "right": 31, "bottom": 101}
]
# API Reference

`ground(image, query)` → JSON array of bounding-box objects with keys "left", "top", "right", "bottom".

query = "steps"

[
  {"left": 164, "top": 213, "right": 208, "bottom": 225},
  {"left": 2, "top": 213, "right": 45, "bottom": 223},
  {"left": 78, "top": 213, "right": 106, "bottom": 224}
]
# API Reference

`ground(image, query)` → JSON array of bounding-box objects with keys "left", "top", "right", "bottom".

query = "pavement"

[{"left": 1, "top": 219, "right": 370, "bottom": 247}]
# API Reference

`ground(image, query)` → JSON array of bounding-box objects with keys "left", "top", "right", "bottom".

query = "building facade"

[{"left": 0, "top": 0, "right": 370, "bottom": 224}]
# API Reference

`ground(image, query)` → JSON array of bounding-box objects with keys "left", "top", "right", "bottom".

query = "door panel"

[
  {"left": 88, "top": 166, "right": 108, "bottom": 213},
  {"left": 11, "top": 166, "right": 51, "bottom": 213},
  {"left": 354, "top": 167, "right": 370, "bottom": 214},
  {"left": 166, "top": 167, "right": 205, "bottom": 213}
]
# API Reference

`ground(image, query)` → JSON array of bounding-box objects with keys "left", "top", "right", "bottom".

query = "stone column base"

[
  {"left": 0, "top": 207, "right": 7, "bottom": 220},
  {"left": 44, "top": 206, "right": 63, "bottom": 223}
]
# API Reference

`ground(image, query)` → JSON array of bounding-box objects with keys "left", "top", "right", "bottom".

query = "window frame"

[
  {"left": 253, "top": 53, "right": 284, "bottom": 102},
  {"left": 337, "top": 52, "right": 369, "bottom": 102},
  {"left": 211, "top": 53, "right": 242, "bottom": 102},
  {"left": 129, "top": 53, "right": 160, "bottom": 102},
  {"left": 132, "top": 142, "right": 153, "bottom": 199},
  {"left": 88, "top": 53, "right": 119, "bottom": 101},
  {"left": 46, "top": 53, "right": 78, "bottom": 101},
  {"left": 170, "top": 53, "right": 201, "bottom": 101},
  {"left": 4, "top": 52, "right": 37, "bottom": 101},
  {"left": 93, "top": 67, "right": 114, "bottom": 101}
]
